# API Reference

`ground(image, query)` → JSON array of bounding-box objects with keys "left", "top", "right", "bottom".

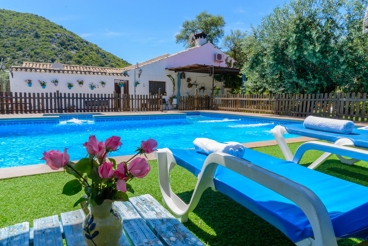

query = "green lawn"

[{"left": 1, "top": 142, "right": 367, "bottom": 245}]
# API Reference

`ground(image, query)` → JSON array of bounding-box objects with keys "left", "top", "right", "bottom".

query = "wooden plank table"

[{"left": 0, "top": 194, "right": 204, "bottom": 246}]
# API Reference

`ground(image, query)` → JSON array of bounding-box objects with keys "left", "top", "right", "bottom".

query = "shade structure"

[{"left": 166, "top": 64, "right": 240, "bottom": 75}]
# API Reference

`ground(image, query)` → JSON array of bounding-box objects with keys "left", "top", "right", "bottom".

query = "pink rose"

[
  {"left": 42, "top": 148, "right": 70, "bottom": 170},
  {"left": 141, "top": 138, "right": 157, "bottom": 154},
  {"left": 98, "top": 162, "right": 114, "bottom": 179},
  {"left": 105, "top": 136, "right": 122, "bottom": 151},
  {"left": 116, "top": 179, "right": 127, "bottom": 192},
  {"left": 83, "top": 135, "right": 100, "bottom": 155},
  {"left": 114, "top": 163, "right": 127, "bottom": 180},
  {"left": 96, "top": 142, "right": 106, "bottom": 159},
  {"left": 128, "top": 157, "right": 150, "bottom": 178}
]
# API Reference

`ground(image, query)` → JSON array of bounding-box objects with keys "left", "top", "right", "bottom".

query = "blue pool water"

[{"left": 0, "top": 112, "right": 299, "bottom": 168}]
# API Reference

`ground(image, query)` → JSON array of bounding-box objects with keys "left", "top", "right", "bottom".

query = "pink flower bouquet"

[{"left": 42, "top": 135, "right": 157, "bottom": 206}]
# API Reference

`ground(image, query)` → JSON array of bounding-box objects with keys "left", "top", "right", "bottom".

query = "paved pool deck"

[{"left": 1, "top": 110, "right": 362, "bottom": 180}]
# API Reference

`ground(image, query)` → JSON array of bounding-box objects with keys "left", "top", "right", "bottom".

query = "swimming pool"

[{"left": 0, "top": 112, "right": 299, "bottom": 168}]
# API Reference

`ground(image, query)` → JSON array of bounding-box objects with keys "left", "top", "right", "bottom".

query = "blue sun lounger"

[
  {"left": 156, "top": 143, "right": 368, "bottom": 246},
  {"left": 272, "top": 123, "right": 368, "bottom": 168}
]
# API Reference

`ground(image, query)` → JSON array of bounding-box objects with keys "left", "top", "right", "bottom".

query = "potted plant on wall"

[
  {"left": 67, "top": 82, "right": 74, "bottom": 90},
  {"left": 77, "top": 80, "right": 84, "bottom": 87},
  {"left": 51, "top": 79, "right": 58, "bottom": 86},
  {"left": 38, "top": 80, "right": 47, "bottom": 89},
  {"left": 214, "top": 86, "right": 220, "bottom": 95},
  {"left": 25, "top": 79, "right": 32, "bottom": 87},
  {"left": 100, "top": 81, "right": 106, "bottom": 88},
  {"left": 89, "top": 83, "right": 96, "bottom": 90},
  {"left": 117, "top": 81, "right": 124, "bottom": 88},
  {"left": 135, "top": 81, "right": 140, "bottom": 87}
]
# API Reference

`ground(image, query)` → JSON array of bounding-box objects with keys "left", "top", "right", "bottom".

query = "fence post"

[{"left": 55, "top": 90, "right": 60, "bottom": 113}]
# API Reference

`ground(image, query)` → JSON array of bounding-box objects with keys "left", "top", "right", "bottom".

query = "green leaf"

[
  {"left": 126, "top": 183, "right": 134, "bottom": 194},
  {"left": 75, "top": 158, "right": 92, "bottom": 174},
  {"left": 62, "top": 179, "right": 82, "bottom": 196},
  {"left": 73, "top": 196, "right": 89, "bottom": 207},
  {"left": 108, "top": 158, "right": 117, "bottom": 168},
  {"left": 114, "top": 191, "right": 128, "bottom": 201},
  {"left": 87, "top": 167, "right": 101, "bottom": 184},
  {"left": 64, "top": 163, "right": 79, "bottom": 178}
]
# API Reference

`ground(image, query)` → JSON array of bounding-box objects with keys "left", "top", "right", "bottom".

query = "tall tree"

[
  {"left": 242, "top": 0, "right": 368, "bottom": 94},
  {"left": 176, "top": 11, "right": 225, "bottom": 48},
  {"left": 222, "top": 29, "right": 247, "bottom": 68}
]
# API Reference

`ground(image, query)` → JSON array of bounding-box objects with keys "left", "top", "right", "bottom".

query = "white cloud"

[
  {"left": 80, "top": 33, "right": 93, "bottom": 38},
  {"left": 104, "top": 30, "right": 125, "bottom": 37},
  {"left": 234, "top": 7, "right": 246, "bottom": 14}
]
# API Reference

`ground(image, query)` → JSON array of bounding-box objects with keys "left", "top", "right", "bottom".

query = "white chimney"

[{"left": 194, "top": 32, "right": 207, "bottom": 47}]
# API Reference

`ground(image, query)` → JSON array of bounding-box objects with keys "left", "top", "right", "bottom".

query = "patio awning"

[{"left": 166, "top": 64, "right": 240, "bottom": 75}]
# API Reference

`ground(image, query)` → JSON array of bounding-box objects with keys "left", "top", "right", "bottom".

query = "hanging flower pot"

[
  {"left": 67, "top": 83, "right": 74, "bottom": 90},
  {"left": 77, "top": 80, "right": 84, "bottom": 87},
  {"left": 100, "top": 81, "right": 106, "bottom": 88},
  {"left": 25, "top": 79, "right": 32, "bottom": 87},
  {"left": 117, "top": 82, "right": 124, "bottom": 88},
  {"left": 89, "top": 83, "right": 95, "bottom": 90},
  {"left": 51, "top": 79, "right": 58, "bottom": 86},
  {"left": 39, "top": 80, "right": 47, "bottom": 89}
]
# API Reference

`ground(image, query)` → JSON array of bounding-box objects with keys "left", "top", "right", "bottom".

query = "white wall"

[
  {"left": 10, "top": 71, "right": 128, "bottom": 94},
  {"left": 134, "top": 42, "right": 229, "bottom": 98}
]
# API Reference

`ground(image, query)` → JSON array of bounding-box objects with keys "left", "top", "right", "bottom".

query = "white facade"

[
  {"left": 10, "top": 41, "right": 233, "bottom": 99},
  {"left": 126, "top": 42, "right": 232, "bottom": 98}
]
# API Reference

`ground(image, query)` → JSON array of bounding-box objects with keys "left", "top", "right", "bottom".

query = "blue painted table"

[{"left": 0, "top": 194, "right": 204, "bottom": 246}]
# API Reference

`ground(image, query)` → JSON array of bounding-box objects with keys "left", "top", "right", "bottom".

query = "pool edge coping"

[{"left": 0, "top": 137, "right": 314, "bottom": 180}]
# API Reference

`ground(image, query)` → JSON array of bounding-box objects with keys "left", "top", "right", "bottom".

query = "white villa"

[{"left": 9, "top": 33, "right": 240, "bottom": 101}]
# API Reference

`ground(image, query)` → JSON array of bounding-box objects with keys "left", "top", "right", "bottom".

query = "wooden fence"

[
  {"left": 211, "top": 93, "right": 368, "bottom": 122},
  {"left": 0, "top": 91, "right": 163, "bottom": 114},
  {"left": 2, "top": 91, "right": 368, "bottom": 122},
  {"left": 177, "top": 96, "right": 212, "bottom": 110}
]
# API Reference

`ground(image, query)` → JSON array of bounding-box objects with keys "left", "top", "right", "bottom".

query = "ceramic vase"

[
  {"left": 82, "top": 200, "right": 122, "bottom": 246},
  {"left": 27, "top": 82, "right": 32, "bottom": 87},
  {"left": 41, "top": 85, "right": 46, "bottom": 89}
]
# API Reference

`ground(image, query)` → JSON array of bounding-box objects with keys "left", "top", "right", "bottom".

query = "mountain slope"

[{"left": 0, "top": 9, "right": 130, "bottom": 68}]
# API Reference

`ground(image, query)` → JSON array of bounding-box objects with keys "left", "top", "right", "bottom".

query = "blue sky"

[{"left": 2, "top": 0, "right": 288, "bottom": 65}]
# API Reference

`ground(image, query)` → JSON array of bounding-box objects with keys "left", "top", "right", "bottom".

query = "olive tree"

[
  {"left": 176, "top": 11, "right": 225, "bottom": 48},
  {"left": 242, "top": 0, "right": 368, "bottom": 94}
]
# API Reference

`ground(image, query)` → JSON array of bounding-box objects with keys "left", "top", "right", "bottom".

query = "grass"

[{"left": 1, "top": 143, "right": 368, "bottom": 245}]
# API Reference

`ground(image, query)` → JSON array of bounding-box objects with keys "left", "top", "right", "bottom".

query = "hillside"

[{"left": 0, "top": 9, "right": 130, "bottom": 68}]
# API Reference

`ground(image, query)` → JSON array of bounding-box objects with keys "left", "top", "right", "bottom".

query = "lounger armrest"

[
  {"left": 293, "top": 141, "right": 368, "bottom": 164},
  {"left": 203, "top": 152, "right": 337, "bottom": 246},
  {"left": 271, "top": 125, "right": 294, "bottom": 160},
  {"left": 156, "top": 148, "right": 337, "bottom": 245}
]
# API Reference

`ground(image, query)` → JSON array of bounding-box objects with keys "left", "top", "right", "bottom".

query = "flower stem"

[
  {"left": 125, "top": 152, "right": 140, "bottom": 163},
  {"left": 67, "top": 163, "right": 91, "bottom": 187}
]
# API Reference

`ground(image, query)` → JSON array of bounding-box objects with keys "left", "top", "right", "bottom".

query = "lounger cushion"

[
  {"left": 285, "top": 123, "right": 368, "bottom": 148},
  {"left": 170, "top": 148, "right": 368, "bottom": 242},
  {"left": 303, "top": 116, "right": 354, "bottom": 134}
]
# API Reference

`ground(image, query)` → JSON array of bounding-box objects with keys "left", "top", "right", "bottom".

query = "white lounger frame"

[
  {"left": 156, "top": 143, "right": 368, "bottom": 245},
  {"left": 271, "top": 125, "right": 360, "bottom": 169}
]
